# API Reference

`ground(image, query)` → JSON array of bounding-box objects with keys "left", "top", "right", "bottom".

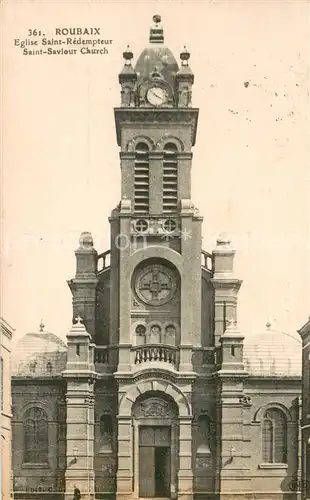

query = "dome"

[
  {"left": 134, "top": 46, "right": 179, "bottom": 90},
  {"left": 243, "top": 326, "right": 302, "bottom": 377},
  {"left": 12, "top": 323, "right": 67, "bottom": 377}
]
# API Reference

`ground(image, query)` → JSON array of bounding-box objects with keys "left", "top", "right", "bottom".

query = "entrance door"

[
  {"left": 139, "top": 426, "right": 171, "bottom": 498},
  {"left": 155, "top": 446, "right": 170, "bottom": 497}
]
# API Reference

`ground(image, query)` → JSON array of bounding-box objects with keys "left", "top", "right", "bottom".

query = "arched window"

[
  {"left": 24, "top": 407, "right": 48, "bottom": 463},
  {"left": 134, "top": 143, "right": 149, "bottom": 213},
  {"left": 163, "top": 143, "right": 178, "bottom": 213},
  {"left": 262, "top": 408, "right": 287, "bottom": 463},
  {"left": 164, "top": 325, "right": 176, "bottom": 345},
  {"left": 148, "top": 325, "right": 162, "bottom": 344}
]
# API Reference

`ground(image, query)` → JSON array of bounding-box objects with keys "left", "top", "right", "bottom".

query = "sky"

[{"left": 1, "top": 0, "right": 310, "bottom": 342}]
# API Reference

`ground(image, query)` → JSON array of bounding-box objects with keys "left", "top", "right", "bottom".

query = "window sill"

[
  {"left": 259, "top": 463, "right": 288, "bottom": 469},
  {"left": 22, "top": 463, "right": 49, "bottom": 469}
]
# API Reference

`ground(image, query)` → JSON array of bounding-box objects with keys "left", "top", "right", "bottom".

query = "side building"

[
  {"left": 1, "top": 318, "right": 14, "bottom": 500},
  {"left": 299, "top": 317, "right": 310, "bottom": 499}
]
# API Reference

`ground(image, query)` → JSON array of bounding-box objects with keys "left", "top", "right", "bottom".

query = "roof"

[
  {"left": 12, "top": 328, "right": 67, "bottom": 377},
  {"left": 243, "top": 327, "right": 302, "bottom": 377}
]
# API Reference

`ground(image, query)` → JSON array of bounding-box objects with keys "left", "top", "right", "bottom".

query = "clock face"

[{"left": 146, "top": 86, "right": 168, "bottom": 106}]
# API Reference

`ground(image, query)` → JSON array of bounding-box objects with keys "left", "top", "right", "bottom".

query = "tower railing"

[
  {"left": 201, "top": 250, "right": 213, "bottom": 273},
  {"left": 97, "top": 250, "right": 111, "bottom": 273}
]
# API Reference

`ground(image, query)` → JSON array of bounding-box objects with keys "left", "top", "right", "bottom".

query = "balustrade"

[
  {"left": 201, "top": 347, "right": 215, "bottom": 365},
  {"left": 95, "top": 346, "right": 109, "bottom": 364},
  {"left": 201, "top": 250, "right": 213, "bottom": 272},
  {"left": 133, "top": 344, "right": 177, "bottom": 366},
  {"left": 97, "top": 250, "right": 111, "bottom": 273}
]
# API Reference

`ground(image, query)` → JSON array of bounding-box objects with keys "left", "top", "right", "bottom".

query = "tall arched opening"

[{"left": 132, "top": 391, "right": 179, "bottom": 499}]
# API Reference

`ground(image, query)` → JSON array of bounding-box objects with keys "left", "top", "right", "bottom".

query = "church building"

[{"left": 11, "top": 15, "right": 303, "bottom": 500}]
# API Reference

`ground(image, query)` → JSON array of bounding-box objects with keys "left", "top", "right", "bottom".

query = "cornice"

[
  {"left": 114, "top": 107, "right": 199, "bottom": 147},
  {"left": 298, "top": 317, "right": 310, "bottom": 340},
  {"left": 0, "top": 318, "right": 15, "bottom": 340},
  {"left": 114, "top": 367, "right": 197, "bottom": 385},
  {"left": 11, "top": 376, "right": 66, "bottom": 386}
]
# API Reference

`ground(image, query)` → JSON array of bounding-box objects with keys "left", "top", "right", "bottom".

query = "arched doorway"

[{"left": 132, "top": 392, "right": 178, "bottom": 499}]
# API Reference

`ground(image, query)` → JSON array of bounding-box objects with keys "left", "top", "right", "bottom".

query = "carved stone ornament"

[
  {"left": 196, "top": 456, "right": 212, "bottom": 469},
  {"left": 139, "top": 398, "right": 173, "bottom": 418}
]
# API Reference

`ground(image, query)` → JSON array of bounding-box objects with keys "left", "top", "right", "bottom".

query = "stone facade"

[
  {"left": 298, "top": 318, "right": 310, "bottom": 499},
  {"left": 11, "top": 15, "right": 303, "bottom": 500},
  {"left": 1, "top": 318, "right": 14, "bottom": 500}
]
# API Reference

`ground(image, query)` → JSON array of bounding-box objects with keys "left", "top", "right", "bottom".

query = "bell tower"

[{"left": 111, "top": 15, "right": 202, "bottom": 375}]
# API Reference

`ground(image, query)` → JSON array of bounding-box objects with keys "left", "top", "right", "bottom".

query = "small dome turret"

[
  {"left": 12, "top": 322, "right": 67, "bottom": 377},
  {"left": 244, "top": 326, "right": 302, "bottom": 377}
]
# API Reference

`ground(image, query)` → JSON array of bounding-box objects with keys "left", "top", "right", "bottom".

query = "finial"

[
  {"left": 123, "top": 44, "right": 133, "bottom": 64},
  {"left": 39, "top": 320, "right": 45, "bottom": 332},
  {"left": 153, "top": 14, "right": 161, "bottom": 24},
  {"left": 216, "top": 232, "right": 232, "bottom": 247},
  {"left": 150, "top": 14, "right": 164, "bottom": 44},
  {"left": 75, "top": 315, "right": 83, "bottom": 324},
  {"left": 79, "top": 231, "right": 94, "bottom": 249},
  {"left": 266, "top": 321, "right": 272, "bottom": 330},
  {"left": 180, "top": 45, "right": 190, "bottom": 65}
]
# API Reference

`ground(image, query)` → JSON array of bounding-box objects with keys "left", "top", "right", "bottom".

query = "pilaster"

[
  {"left": 214, "top": 321, "right": 250, "bottom": 497},
  {"left": 120, "top": 152, "right": 135, "bottom": 202},
  {"left": 149, "top": 151, "right": 163, "bottom": 214},
  {"left": 178, "top": 416, "right": 194, "bottom": 500},
  {"left": 180, "top": 207, "right": 203, "bottom": 350},
  {"left": 211, "top": 234, "right": 242, "bottom": 347},
  {"left": 116, "top": 416, "right": 133, "bottom": 500},
  {"left": 63, "top": 320, "right": 96, "bottom": 500},
  {"left": 67, "top": 232, "right": 98, "bottom": 340}
]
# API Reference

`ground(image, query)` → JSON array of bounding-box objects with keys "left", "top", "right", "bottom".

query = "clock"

[{"left": 146, "top": 86, "right": 168, "bottom": 106}]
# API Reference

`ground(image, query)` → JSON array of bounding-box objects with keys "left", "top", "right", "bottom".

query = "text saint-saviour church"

[{"left": 11, "top": 16, "right": 303, "bottom": 500}]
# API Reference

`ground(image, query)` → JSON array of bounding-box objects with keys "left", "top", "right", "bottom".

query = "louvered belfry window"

[
  {"left": 134, "top": 143, "right": 150, "bottom": 213},
  {"left": 262, "top": 408, "right": 287, "bottom": 463},
  {"left": 163, "top": 143, "right": 178, "bottom": 213}
]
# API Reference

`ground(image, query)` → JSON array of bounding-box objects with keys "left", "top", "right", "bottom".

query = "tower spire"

[{"left": 149, "top": 14, "right": 164, "bottom": 44}]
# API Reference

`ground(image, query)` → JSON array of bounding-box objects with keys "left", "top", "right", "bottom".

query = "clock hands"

[
  {"left": 150, "top": 89, "right": 164, "bottom": 99},
  {"left": 147, "top": 87, "right": 167, "bottom": 105}
]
